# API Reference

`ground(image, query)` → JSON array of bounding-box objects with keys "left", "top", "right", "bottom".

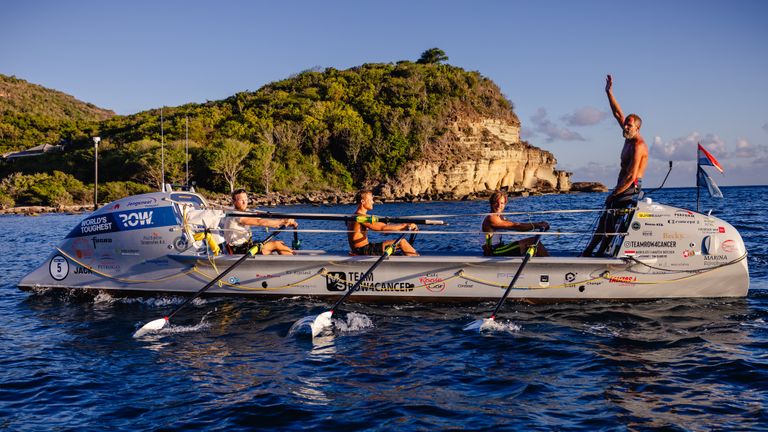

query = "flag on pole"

[
  {"left": 697, "top": 143, "right": 724, "bottom": 173},
  {"left": 696, "top": 143, "right": 724, "bottom": 198},
  {"left": 697, "top": 166, "right": 723, "bottom": 198}
]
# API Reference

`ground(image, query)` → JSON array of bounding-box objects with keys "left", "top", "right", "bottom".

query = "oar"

[
  {"left": 227, "top": 211, "right": 445, "bottom": 226},
  {"left": 133, "top": 230, "right": 282, "bottom": 338},
  {"left": 464, "top": 234, "right": 542, "bottom": 332},
  {"left": 307, "top": 231, "right": 410, "bottom": 337}
]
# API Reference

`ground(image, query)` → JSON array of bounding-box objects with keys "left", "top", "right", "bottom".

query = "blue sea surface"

[{"left": 1, "top": 186, "right": 766, "bottom": 430}]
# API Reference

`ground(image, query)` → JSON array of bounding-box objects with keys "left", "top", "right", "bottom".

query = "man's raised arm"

[{"left": 606, "top": 74, "right": 625, "bottom": 127}]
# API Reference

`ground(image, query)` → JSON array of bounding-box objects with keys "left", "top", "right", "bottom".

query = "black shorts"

[
  {"left": 607, "top": 180, "right": 642, "bottom": 209},
  {"left": 226, "top": 241, "right": 253, "bottom": 255},
  {"left": 483, "top": 241, "right": 523, "bottom": 257},
  {"left": 351, "top": 242, "right": 385, "bottom": 255}
]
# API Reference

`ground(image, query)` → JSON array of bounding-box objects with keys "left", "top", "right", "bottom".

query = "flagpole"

[
  {"left": 696, "top": 166, "right": 700, "bottom": 213},
  {"left": 696, "top": 143, "right": 701, "bottom": 212}
]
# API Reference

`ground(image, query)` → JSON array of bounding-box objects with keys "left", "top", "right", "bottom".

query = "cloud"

[
  {"left": 734, "top": 140, "right": 768, "bottom": 159},
  {"left": 718, "top": 157, "right": 768, "bottom": 185},
  {"left": 763, "top": 123, "right": 768, "bottom": 133},
  {"left": 564, "top": 154, "right": 768, "bottom": 187},
  {"left": 649, "top": 132, "right": 727, "bottom": 161},
  {"left": 519, "top": 127, "right": 535, "bottom": 140},
  {"left": 561, "top": 106, "right": 608, "bottom": 126},
  {"left": 529, "top": 108, "right": 585, "bottom": 142},
  {"left": 732, "top": 138, "right": 756, "bottom": 158}
]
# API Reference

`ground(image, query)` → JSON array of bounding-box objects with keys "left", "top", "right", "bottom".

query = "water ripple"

[{"left": 1, "top": 188, "right": 767, "bottom": 430}]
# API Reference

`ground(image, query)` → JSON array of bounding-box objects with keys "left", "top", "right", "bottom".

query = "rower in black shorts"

[
  {"left": 482, "top": 191, "right": 550, "bottom": 257},
  {"left": 347, "top": 190, "right": 418, "bottom": 256}
]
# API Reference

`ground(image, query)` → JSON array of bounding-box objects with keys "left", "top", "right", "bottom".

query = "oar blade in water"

[
  {"left": 311, "top": 311, "right": 334, "bottom": 338},
  {"left": 463, "top": 318, "right": 494, "bottom": 332},
  {"left": 288, "top": 315, "right": 319, "bottom": 337},
  {"left": 463, "top": 317, "right": 521, "bottom": 334},
  {"left": 133, "top": 317, "right": 169, "bottom": 338}
]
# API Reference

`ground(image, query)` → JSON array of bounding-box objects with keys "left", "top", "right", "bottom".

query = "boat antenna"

[
  {"left": 160, "top": 107, "right": 166, "bottom": 192},
  {"left": 644, "top": 160, "right": 673, "bottom": 196},
  {"left": 185, "top": 115, "right": 189, "bottom": 188}
]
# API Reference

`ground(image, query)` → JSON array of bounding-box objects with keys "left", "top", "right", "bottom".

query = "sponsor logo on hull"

[
  {"left": 66, "top": 206, "right": 178, "bottom": 238},
  {"left": 420, "top": 273, "right": 445, "bottom": 292},
  {"left": 325, "top": 271, "right": 415, "bottom": 292}
]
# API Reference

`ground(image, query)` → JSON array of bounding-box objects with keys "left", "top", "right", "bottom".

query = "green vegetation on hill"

[
  {"left": 0, "top": 74, "right": 115, "bottom": 153},
  {"left": 1, "top": 49, "right": 520, "bottom": 206}
]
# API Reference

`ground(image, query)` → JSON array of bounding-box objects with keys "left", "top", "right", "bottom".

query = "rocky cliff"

[{"left": 380, "top": 118, "right": 570, "bottom": 199}]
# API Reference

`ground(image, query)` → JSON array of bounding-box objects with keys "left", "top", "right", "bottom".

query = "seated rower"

[
  {"left": 222, "top": 188, "right": 298, "bottom": 255},
  {"left": 482, "top": 191, "right": 549, "bottom": 257},
  {"left": 347, "top": 190, "right": 419, "bottom": 256}
]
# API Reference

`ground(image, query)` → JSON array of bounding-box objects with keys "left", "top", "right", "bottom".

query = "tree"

[
  {"left": 125, "top": 139, "right": 186, "bottom": 190},
  {"left": 252, "top": 137, "right": 276, "bottom": 193},
  {"left": 209, "top": 138, "right": 252, "bottom": 193},
  {"left": 417, "top": 48, "right": 448, "bottom": 64}
]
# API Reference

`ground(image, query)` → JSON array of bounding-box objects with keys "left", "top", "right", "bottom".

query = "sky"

[{"left": 2, "top": 0, "right": 767, "bottom": 187}]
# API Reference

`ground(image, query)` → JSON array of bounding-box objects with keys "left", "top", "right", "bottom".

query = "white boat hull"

[{"left": 18, "top": 191, "right": 750, "bottom": 301}]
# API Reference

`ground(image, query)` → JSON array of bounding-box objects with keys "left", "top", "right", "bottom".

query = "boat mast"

[
  {"left": 185, "top": 116, "right": 189, "bottom": 188},
  {"left": 160, "top": 107, "right": 165, "bottom": 192}
]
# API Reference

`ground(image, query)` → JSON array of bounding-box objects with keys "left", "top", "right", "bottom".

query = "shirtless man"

[
  {"left": 482, "top": 191, "right": 550, "bottom": 257},
  {"left": 223, "top": 189, "right": 298, "bottom": 255},
  {"left": 582, "top": 75, "right": 649, "bottom": 256},
  {"left": 347, "top": 190, "right": 419, "bottom": 256}
]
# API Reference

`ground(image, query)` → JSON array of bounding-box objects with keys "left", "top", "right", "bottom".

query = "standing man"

[
  {"left": 582, "top": 75, "right": 648, "bottom": 257},
  {"left": 347, "top": 190, "right": 419, "bottom": 256},
  {"left": 482, "top": 191, "right": 550, "bottom": 257},
  {"left": 223, "top": 189, "right": 298, "bottom": 255}
]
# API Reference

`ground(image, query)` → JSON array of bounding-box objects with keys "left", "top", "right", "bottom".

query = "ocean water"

[{"left": 1, "top": 186, "right": 766, "bottom": 431}]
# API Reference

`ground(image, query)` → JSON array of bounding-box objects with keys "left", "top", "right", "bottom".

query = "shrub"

[
  {"left": 98, "top": 181, "right": 154, "bottom": 203},
  {"left": 0, "top": 191, "right": 14, "bottom": 209},
  {"left": 0, "top": 171, "right": 88, "bottom": 206}
]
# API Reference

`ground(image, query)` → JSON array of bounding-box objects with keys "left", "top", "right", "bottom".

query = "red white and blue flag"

[
  {"left": 697, "top": 143, "right": 724, "bottom": 173},
  {"left": 696, "top": 143, "right": 723, "bottom": 198}
]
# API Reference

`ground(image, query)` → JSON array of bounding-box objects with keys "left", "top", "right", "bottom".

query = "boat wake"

[
  {"left": 133, "top": 318, "right": 210, "bottom": 339},
  {"left": 99, "top": 294, "right": 209, "bottom": 308},
  {"left": 160, "top": 320, "right": 210, "bottom": 335},
  {"left": 334, "top": 312, "right": 374, "bottom": 333},
  {"left": 288, "top": 311, "right": 374, "bottom": 338}
]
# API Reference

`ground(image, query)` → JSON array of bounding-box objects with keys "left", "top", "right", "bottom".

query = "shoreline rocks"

[
  {"left": 0, "top": 183, "right": 608, "bottom": 216},
  {"left": 569, "top": 182, "right": 609, "bottom": 193}
]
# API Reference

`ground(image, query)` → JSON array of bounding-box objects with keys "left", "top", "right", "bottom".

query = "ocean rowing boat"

[{"left": 18, "top": 189, "right": 749, "bottom": 301}]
